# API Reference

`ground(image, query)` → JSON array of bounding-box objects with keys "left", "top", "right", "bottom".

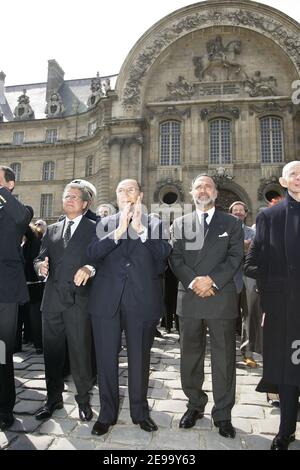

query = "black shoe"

[
  {"left": 35, "top": 400, "right": 64, "bottom": 420},
  {"left": 35, "top": 348, "right": 43, "bottom": 355},
  {"left": 78, "top": 403, "right": 93, "bottom": 422},
  {"left": 214, "top": 420, "right": 236, "bottom": 439},
  {"left": 0, "top": 414, "right": 14, "bottom": 431},
  {"left": 271, "top": 433, "right": 295, "bottom": 450},
  {"left": 179, "top": 409, "right": 204, "bottom": 429},
  {"left": 133, "top": 417, "right": 158, "bottom": 432},
  {"left": 91, "top": 421, "right": 112, "bottom": 436}
]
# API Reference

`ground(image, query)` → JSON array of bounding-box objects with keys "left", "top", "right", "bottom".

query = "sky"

[{"left": 1, "top": 0, "right": 299, "bottom": 86}]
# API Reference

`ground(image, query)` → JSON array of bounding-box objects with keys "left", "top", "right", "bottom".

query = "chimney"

[
  {"left": 0, "top": 71, "right": 6, "bottom": 105},
  {"left": 46, "top": 60, "right": 65, "bottom": 100}
]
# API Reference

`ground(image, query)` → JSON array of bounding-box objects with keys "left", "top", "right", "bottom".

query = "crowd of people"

[{"left": 0, "top": 161, "right": 300, "bottom": 451}]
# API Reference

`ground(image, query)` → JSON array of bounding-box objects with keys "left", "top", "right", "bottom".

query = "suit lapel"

[
  {"left": 52, "top": 220, "right": 65, "bottom": 245},
  {"left": 192, "top": 211, "right": 226, "bottom": 268}
]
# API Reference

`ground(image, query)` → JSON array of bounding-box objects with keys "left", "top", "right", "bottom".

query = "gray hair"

[
  {"left": 282, "top": 161, "right": 300, "bottom": 179},
  {"left": 63, "top": 183, "right": 92, "bottom": 203},
  {"left": 190, "top": 174, "right": 217, "bottom": 191}
]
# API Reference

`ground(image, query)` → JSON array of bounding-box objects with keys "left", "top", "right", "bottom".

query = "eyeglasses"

[{"left": 63, "top": 194, "right": 83, "bottom": 201}]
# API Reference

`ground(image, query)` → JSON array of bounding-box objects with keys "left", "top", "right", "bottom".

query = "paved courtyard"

[{"left": 1, "top": 331, "right": 300, "bottom": 451}]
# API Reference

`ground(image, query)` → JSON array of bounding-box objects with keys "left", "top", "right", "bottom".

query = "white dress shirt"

[{"left": 62, "top": 214, "right": 83, "bottom": 239}]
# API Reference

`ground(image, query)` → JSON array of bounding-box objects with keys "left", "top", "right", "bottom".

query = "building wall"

[{"left": 1, "top": 0, "right": 300, "bottom": 224}]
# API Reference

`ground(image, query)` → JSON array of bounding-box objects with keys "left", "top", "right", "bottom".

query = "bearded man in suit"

[{"left": 170, "top": 175, "right": 243, "bottom": 439}]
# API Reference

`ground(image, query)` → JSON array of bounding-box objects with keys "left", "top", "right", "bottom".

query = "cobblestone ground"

[{"left": 1, "top": 330, "right": 300, "bottom": 451}]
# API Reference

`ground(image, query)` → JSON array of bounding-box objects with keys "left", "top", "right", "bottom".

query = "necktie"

[
  {"left": 201, "top": 213, "right": 209, "bottom": 237},
  {"left": 63, "top": 220, "right": 74, "bottom": 248}
]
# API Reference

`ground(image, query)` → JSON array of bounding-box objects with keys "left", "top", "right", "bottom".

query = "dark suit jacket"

[
  {"left": 170, "top": 210, "right": 243, "bottom": 320},
  {"left": 244, "top": 196, "right": 300, "bottom": 386},
  {"left": 34, "top": 216, "right": 96, "bottom": 313},
  {"left": 0, "top": 187, "right": 32, "bottom": 304},
  {"left": 87, "top": 213, "right": 171, "bottom": 321}
]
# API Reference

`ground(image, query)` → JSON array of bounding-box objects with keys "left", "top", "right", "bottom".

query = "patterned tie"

[
  {"left": 201, "top": 213, "right": 209, "bottom": 237},
  {"left": 63, "top": 220, "right": 74, "bottom": 248}
]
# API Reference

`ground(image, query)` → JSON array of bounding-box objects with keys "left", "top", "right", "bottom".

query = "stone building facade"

[{"left": 1, "top": 0, "right": 300, "bottom": 223}]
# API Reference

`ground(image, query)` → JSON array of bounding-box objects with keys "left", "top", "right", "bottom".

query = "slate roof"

[{"left": 0, "top": 74, "right": 118, "bottom": 122}]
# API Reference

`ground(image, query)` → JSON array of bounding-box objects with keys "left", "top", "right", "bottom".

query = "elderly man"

[
  {"left": 170, "top": 175, "right": 243, "bottom": 439},
  {"left": 34, "top": 182, "right": 96, "bottom": 422},
  {"left": 88, "top": 179, "right": 171, "bottom": 436},
  {"left": 229, "top": 201, "right": 257, "bottom": 367},
  {"left": 0, "top": 165, "right": 32, "bottom": 431},
  {"left": 245, "top": 161, "right": 300, "bottom": 450}
]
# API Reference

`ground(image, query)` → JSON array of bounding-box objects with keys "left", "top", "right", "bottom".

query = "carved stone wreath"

[{"left": 122, "top": 7, "right": 300, "bottom": 110}]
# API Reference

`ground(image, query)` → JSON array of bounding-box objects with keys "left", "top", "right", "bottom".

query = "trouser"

[
  {"left": 179, "top": 316, "right": 236, "bottom": 422},
  {"left": 0, "top": 303, "right": 18, "bottom": 415},
  {"left": 278, "top": 384, "right": 299, "bottom": 436},
  {"left": 43, "top": 304, "right": 93, "bottom": 405},
  {"left": 92, "top": 286, "right": 157, "bottom": 424}
]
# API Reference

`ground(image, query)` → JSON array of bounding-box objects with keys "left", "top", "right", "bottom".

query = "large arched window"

[
  {"left": 42, "top": 161, "right": 55, "bottom": 181},
  {"left": 260, "top": 116, "right": 283, "bottom": 163},
  {"left": 10, "top": 162, "right": 21, "bottom": 181},
  {"left": 160, "top": 121, "right": 181, "bottom": 166},
  {"left": 85, "top": 156, "right": 94, "bottom": 177},
  {"left": 209, "top": 118, "right": 232, "bottom": 165}
]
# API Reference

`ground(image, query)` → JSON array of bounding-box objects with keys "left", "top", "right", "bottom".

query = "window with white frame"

[
  {"left": 13, "top": 131, "right": 24, "bottom": 145},
  {"left": 85, "top": 156, "right": 94, "bottom": 177},
  {"left": 42, "top": 161, "right": 55, "bottom": 181},
  {"left": 160, "top": 121, "right": 181, "bottom": 166},
  {"left": 88, "top": 121, "right": 97, "bottom": 136},
  {"left": 45, "top": 129, "right": 58, "bottom": 144},
  {"left": 10, "top": 162, "right": 21, "bottom": 181},
  {"left": 40, "top": 194, "right": 53, "bottom": 218},
  {"left": 260, "top": 116, "right": 284, "bottom": 164},
  {"left": 209, "top": 118, "right": 232, "bottom": 165}
]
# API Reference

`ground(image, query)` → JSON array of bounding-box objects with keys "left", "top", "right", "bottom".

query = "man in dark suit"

[
  {"left": 0, "top": 165, "right": 32, "bottom": 431},
  {"left": 34, "top": 182, "right": 96, "bottom": 422},
  {"left": 170, "top": 175, "right": 243, "bottom": 439},
  {"left": 245, "top": 161, "right": 300, "bottom": 451},
  {"left": 88, "top": 179, "right": 171, "bottom": 436}
]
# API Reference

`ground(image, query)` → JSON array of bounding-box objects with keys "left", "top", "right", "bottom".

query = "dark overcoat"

[{"left": 244, "top": 196, "right": 300, "bottom": 386}]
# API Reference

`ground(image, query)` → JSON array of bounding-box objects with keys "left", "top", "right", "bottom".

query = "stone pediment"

[{"left": 118, "top": 3, "right": 300, "bottom": 110}]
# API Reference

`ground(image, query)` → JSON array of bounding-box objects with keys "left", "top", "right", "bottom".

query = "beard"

[{"left": 194, "top": 195, "right": 216, "bottom": 209}]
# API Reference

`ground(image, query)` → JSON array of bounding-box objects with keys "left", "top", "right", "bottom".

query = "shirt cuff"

[
  {"left": 189, "top": 279, "right": 196, "bottom": 290},
  {"left": 85, "top": 265, "right": 96, "bottom": 277},
  {"left": 138, "top": 228, "right": 148, "bottom": 243}
]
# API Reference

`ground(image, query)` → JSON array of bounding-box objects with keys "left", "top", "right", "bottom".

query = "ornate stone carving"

[
  {"left": 200, "top": 102, "right": 240, "bottom": 120},
  {"left": 122, "top": 7, "right": 300, "bottom": 109},
  {"left": 244, "top": 71, "right": 277, "bottom": 97},
  {"left": 210, "top": 167, "right": 234, "bottom": 186},
  {"left": 14, "top": 89, "right": 35, "bottom": 120},
  {"left": 166, "top": 76, "right": 194, "bottom": 100},
  {"left": 87, "top": 72, "right": 104, "bottom": 108},
  {"left": 147, "top": 106, "right": 191, "bottom": 120},
  {"left": 249, "top": 101, "right": 293, "bottom": 116},
  {"left": 258, "top": 176, "right": 280, "bottom": 201},
  {"left": 103, "top": 78, "right": 111, "bottom": 95},
  {"left": 193, "top": 36, "right": 246, "bottom": 82},
  {"left": 154, "top": 179, "right": 184, "bottom": 203},
  {"left": 45, "top": 90, "right": 65, "bottom": 118}
]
